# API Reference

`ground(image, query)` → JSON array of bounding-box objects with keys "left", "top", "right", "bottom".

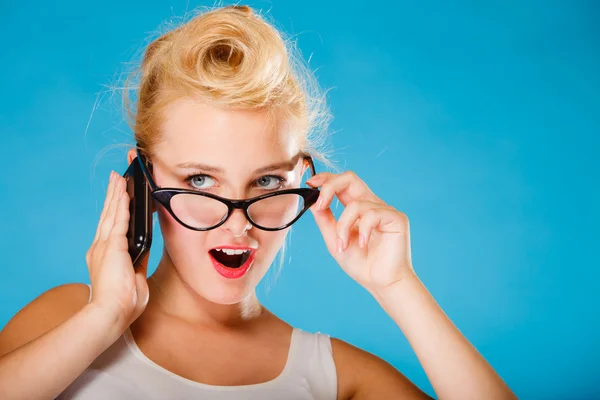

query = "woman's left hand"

[{"left": 307, "top": 171, "right": 415, "bottom": 296}]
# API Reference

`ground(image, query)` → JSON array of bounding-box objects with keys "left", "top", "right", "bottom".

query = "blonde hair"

[
  {"left": 108, "top": 5, "right": 334, "bottom": 284},
  {"left": 122, "top": 4, "right": 332, "bottom": 165}
]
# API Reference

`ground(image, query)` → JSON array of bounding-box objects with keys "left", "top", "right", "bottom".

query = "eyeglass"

[{"left": 135, "top": 148, "right": 320, "bottom": 232}]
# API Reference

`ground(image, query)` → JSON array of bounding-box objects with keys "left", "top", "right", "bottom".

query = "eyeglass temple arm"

[{"left": 304, "top": 154, "right": 316, "bottom": 176}]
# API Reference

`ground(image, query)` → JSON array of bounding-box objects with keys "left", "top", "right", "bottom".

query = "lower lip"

[{"left": 209, "top": 251, "right": 255, "bottom": 279}]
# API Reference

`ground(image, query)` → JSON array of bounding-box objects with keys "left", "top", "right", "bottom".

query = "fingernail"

[
  {"left": 359, "top": 234, "right": 365, "bottom": 248},
  {"left": 307, "top": 175, "right": 322, "bottom": 186},
  {"left": 317, "top": 197, "right": 323, "bottom": 210},
  {"left": 109, "top": 171, "right": 115, "bottom": 182},
  {"left": 337, "top": 237, "right": 343, "bottom": 253}
]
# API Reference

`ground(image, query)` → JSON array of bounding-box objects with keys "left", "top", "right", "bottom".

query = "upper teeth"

[{"left": 215, "top": 248, "right": 250, "bottom": 255}]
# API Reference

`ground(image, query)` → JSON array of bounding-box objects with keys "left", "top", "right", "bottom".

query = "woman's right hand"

[{"left": 85, "top": 171, "right": 150, "bottom": 331}]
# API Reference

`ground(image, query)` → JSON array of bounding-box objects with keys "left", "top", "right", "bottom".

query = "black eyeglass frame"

[{"left": 135, "top": 148, "right": 320, "bottom": 232}]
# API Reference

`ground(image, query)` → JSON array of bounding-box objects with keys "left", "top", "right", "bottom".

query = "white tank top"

[{"left": 57, "top": 284, "right": 338, "bottom": 400}]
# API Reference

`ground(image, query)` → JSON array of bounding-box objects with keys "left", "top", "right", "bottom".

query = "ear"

[
  {"left": 301, "top": 158, "right": 311, "bottom": 179},
  {"left": 127, "top": 147, "right": 137, "bottom": 165}
]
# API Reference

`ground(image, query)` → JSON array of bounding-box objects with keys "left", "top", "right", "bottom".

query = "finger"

[
  {"left": 96, "top": 172, "right": 121, "bottom": 242},
  {"left": 109, "top": 188, "right": 130, "bottom": 238},
  {"left": 134, "top": 272, "right": 149, "bottom": 312},
  {"left": 307, "top": 173, "right": 343, "bottom": 210},
  {"left": 135, "top": 249, "right": 150, "bottom": 275},
  {"left": 315, "top": 183, "right": 336, "bottom": 211},
  {"left": 357, "top": 208, "right": 408, "bottom": 248},
  {"left": 136, "top": 251, "right": 150, "bottom": 271},
  {"left": 312, "top": 171, "right": 380, "bottom": 210},
  {"left": 356, "top": 208, "right": 383, "bottom": 249},
  {"left": 134, "top": 251, "right": 150, "bottom": 309},
  {"left": 336, "top": 200, "right": 381, "bottom": 250},
  {"left": 359, "top": 209, "right": 413, "bottom": 267},
  {"left": 107, "top": 190, "right": 130, "bottom": 253},
  {"left": 312, "top": 172, "right": 359, "bottom": 210},
  {"left": 99, "top": 175, "right": 125, "bottom": 241},
  {"left": 94, "top": 171, "right": 117, "bottom": 242}
]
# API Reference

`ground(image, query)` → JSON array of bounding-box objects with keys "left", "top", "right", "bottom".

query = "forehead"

[{"left": 154, "top": 98, "right": 299, "bottom": 169}]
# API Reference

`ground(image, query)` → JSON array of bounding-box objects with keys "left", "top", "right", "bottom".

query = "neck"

[{"left": 146, "top": 251, "right": 265, "bottom": 329}]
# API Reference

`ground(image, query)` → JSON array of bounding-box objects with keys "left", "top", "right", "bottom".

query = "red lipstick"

[{"left": 208, "top": 246, "right": 256, "bottom": 279}]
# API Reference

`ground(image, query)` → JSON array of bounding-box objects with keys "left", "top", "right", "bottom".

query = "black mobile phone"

[{"left": 123, "top": 157, "right": 152, "bottom": 268}]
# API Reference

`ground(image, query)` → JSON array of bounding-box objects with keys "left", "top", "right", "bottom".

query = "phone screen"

[{"left": 123, "top": 158, "right": 152, "bottom": 268}]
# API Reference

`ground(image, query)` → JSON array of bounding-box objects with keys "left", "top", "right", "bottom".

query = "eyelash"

[{"left": 183, "top": 174, "right": 288, "bottom": 191}]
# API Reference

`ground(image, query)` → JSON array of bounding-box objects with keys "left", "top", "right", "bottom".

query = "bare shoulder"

[
  {"left": 0, "top": 283, "right": 90, "bottom": 357},
  {"left": 330, "top": 337, "right": 432, "bottom": 400}
]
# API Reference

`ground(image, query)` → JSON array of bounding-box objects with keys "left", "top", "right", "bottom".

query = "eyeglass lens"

[{"left": 170, "top": 192, "right": 305, "bottom": 229}]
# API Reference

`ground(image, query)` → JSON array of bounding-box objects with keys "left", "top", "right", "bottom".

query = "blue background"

[{"left": 1, "top": 1, "right": 598, "bottom": 398}]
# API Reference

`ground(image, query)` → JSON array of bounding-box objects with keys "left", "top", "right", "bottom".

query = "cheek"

[
  {"left": 157, "top": 208, "right": 207, "bottom": 260},
  {"left": 157, "top": 207, "right": 180, "bottom": 234},
  {"left": 254, "top": 229, "right": 289, "bottom": 265}
]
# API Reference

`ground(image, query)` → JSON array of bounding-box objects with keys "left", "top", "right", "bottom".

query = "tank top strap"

[{"left": 288, "top": 329, "right": 338, "bottom": 398}]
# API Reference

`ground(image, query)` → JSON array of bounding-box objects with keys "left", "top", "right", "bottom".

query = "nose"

[{"left": 222, "top": 208, "right": 252, "bottom": 237}]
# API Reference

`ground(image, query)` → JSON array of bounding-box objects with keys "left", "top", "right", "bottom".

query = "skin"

[
  {"left": 125, "top": 98, "right": 309, "bottom": 388},
  {"left": 124, "top": 98, "right": 426, "bottom": 396},
  {"left": 0, "top": 97, "right": 517, "bottom": 399}
]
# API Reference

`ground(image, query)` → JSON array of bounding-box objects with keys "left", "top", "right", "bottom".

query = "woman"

[{"left": 0, "top": 5, "right": 516, "bottom": 399}]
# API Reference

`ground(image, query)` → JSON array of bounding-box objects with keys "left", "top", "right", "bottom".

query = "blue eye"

[
  {"left": 256, "top": 175, "right": 285, "bottom": 190},
  {"left": 185, "top": 174, "right": 215, "bottom": 190},
  {"left": 183, "top": 174, "right": 286, "bottom": 192}
]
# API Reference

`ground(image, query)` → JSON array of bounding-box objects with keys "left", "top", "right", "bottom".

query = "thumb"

[
  {"left": 134, "top": 251, "right": 150, "bottom": 310},
  {"left": 310, "top": 206, "right": 338, "bottom": 255},
  {"left": 134, "top": 250, "right": 150, "bottom": 276}
]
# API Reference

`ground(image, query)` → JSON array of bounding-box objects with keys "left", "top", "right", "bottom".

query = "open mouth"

[{"left": 209, "top": 248, "right": 252, "bottom": 269}]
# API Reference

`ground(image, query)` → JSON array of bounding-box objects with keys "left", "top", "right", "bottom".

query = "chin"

[{"left": 200, "top": 281, "right": 254, "bottom": 305}]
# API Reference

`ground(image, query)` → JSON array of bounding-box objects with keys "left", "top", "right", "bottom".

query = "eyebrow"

[{"left": 175, "top": 157, "right": 299, "bottom": 175}]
